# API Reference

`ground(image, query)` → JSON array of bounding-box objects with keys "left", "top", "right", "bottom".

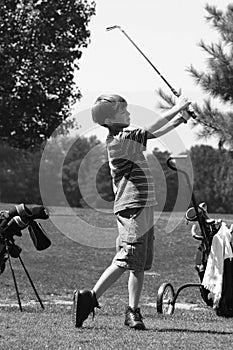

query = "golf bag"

[
  {"left": 0, "top": 203, "right": 51, "bottom": 274},
  {"left": 186, "top": 202, "right": 233, "bottom": 317}
]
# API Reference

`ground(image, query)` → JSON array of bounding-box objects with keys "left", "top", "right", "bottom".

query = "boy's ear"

[{"left": 104, "top": 117, "right": 113, "bottom": 126}]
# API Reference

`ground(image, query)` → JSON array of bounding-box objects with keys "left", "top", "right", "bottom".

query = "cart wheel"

[{"left": 157, "top": 282, "right": 175, "bottom": 315}]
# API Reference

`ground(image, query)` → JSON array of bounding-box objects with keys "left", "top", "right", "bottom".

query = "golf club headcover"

[
  {"left": 1, "top": 218, "right": 24, "bottom": 240},
  {"left": 28, "top": 221, "right": 51, "bottom": 251},
  {"left": 31, "top": 206, "right": 49, "bottom": 220},
  {"left": 0, "top": 203, "right": 32, "bottom": 229}
]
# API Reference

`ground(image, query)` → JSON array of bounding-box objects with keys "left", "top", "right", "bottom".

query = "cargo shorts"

[{"left": 112, "top": 206, "right": 155, "bottom": 272}]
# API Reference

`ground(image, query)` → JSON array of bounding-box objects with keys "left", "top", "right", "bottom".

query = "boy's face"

[{"left": 107, "top": 105, "right": 130, "bottom": 127}]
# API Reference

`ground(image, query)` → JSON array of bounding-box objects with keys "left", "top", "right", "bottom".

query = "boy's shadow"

[{"left": 153, "top": 327, "right": 233, "bottom": 335}]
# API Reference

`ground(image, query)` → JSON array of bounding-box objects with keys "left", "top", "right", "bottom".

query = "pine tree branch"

[{"left": 156, "top": 89, "right": 233, "bottom": 148}]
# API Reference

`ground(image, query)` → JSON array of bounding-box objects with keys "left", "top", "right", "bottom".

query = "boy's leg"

[
  {"left": 93, "top": 263, "right": 125, "bottom": 299},
  {"left": 115, "top": 207, "right": 155, "bottom": 330},
  {"left": 128, "top": 270, "right": 144, "bottom": 309},
  {"left": 124, "top": 270, "right": 145, "bottom": 330},
  {"left": 73, "top": 264, "right": 125, "bottom": 328}
]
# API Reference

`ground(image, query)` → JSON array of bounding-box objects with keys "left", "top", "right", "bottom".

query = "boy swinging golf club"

[{"left": 73, "top": 93, "right": 191, "bottom": 329}]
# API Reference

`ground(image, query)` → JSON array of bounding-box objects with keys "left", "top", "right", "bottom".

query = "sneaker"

[
  {"left": 124, "top": 306, "right": 145, "bottom": 330},
  {"left": 72, "top": 289, "right": 100, "bottom": 328}
]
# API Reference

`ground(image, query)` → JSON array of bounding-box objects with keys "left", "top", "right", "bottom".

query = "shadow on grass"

[
  {"left": 156, "top": 328, "right": 233, "bottom": 335},
  {"left": 69, "top": 324, "right": 233, "bottom": 336}
]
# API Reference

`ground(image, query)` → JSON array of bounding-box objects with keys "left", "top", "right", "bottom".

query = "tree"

[
  {"left": 95, "top": 158, "right": 114, "bottom": 209},
  {"left": 62, "top": 135, "right": 103, "bottom": 207},
  {"left": 149, "top": 149, "right": 173, "bottom": 211},
  {"left": 0, "top": 142, "right": 42, "bottom": 203},
  {"left": 157, "top": 4, "right": 233, "bottom": 149},
  {"left": 0, "top": 0, "right": 95, "bottom": 149},
  {"left": 150, "top": 148, "right": 193, "bottom": 212},
  {"left": 189, "top": 145, "right": 233, "bottom": 213},
  {"left": 187, "top": 4, "right": 233, "bottom": 149},
  {"left": 0, "top": 134, "right": 106, "bottom": 207}
]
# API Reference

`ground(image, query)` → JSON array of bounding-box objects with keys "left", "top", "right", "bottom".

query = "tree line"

[{"left": 0, "top": 137, "right": 233, "bottom": 214}]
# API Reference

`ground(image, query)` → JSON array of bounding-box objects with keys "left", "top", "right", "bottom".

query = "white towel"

[{"left": 202, "top": 222, "right": 233, "bottom": 308}]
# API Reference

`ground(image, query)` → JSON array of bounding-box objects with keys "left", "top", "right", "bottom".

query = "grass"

[{"left": 0, "top": 205, "right": 233, "bottom": 349}]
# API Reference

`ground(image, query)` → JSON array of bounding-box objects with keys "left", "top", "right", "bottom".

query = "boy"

[{"left": 73, "top": 94, "right": 191, "bottom": 329}]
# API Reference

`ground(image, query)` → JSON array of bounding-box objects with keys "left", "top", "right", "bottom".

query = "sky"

[{"left": 71, "top": 0, "right": 232, "bottom": 154}]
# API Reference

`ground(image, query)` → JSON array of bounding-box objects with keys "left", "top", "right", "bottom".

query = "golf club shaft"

[
  {"left": 106, "top": 26, "right": 197, "bottom": 121},
  {"left": 121, "top": 29, "right": 179, "bottom": 96}
]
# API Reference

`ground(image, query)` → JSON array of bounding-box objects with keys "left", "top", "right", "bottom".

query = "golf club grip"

[
  {"left": 170, "top": 89, "right": 197, "bottom": 122},
  {"left": 186, "top": 106, "right": 197, "bottom": 119},
  {"left": 180, "top": 107, "right": 197, "bottom": 124}
]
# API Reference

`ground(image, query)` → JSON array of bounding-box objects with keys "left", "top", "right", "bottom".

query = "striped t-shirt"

[{"left": 106, "top": 128, "right": 157, "bottom": 214}]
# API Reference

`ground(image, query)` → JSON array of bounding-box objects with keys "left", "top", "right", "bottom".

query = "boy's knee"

[{"left": 130, "top": 270, "right": 144, "bottom": 277}]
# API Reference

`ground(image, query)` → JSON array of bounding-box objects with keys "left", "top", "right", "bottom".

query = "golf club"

[{"left": 106, "top": 25, "right": 197, "bottom": 122}]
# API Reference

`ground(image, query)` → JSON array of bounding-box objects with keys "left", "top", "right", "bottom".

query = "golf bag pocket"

[
  {"left": 195, "top": 242, "right": 213, "bottom": 307},
  {"left": 216, "top": 258, "right": 233, "bottom": 317}
]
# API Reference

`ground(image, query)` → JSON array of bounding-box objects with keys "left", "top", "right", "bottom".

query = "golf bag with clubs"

[
  {"left": 0, "top": 203, "right": 51, "bottom": 274},
  {"left": 186, "top": 202, "right": 233, "bottom": 317},
  {"left": 0, "top": 203, "right": 51, "bottom": 310}
]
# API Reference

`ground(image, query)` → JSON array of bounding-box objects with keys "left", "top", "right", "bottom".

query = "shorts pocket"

[
  {"left": 116, "top": 209, "right": 142, "bottom": 244},
  {"left": 117, "top": 208, "right": 142, "bottom": 220}
]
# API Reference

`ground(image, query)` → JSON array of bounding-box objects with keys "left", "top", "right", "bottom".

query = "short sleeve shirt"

[{"left": 106, "top": 128, "right": 157, "bottom": 214}]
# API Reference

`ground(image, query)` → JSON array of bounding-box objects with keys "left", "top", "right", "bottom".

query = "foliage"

[
  {"left": 0, "top": 134, "right": 103, "bottom": 206},
  {"left": 149, "top": 148, "right": 177, "bottom": 212},
  {"left": 1, "top": 138, "right": 233, "bottom": 213},
  {"left": 0, "top": 0, "right": 95, "bottom": 149},
  {"left": 62, "top": 135, "right": 104, "bottom": 207},
  {"left": 95, "top": 158, "right": 115, "bottom": 208},
  {"left": 189, "top": 144, "right": 233, "bottom": 213},
  {"left": 157, "top": 4, "right": 233, "bottom": 149},
  {"left": 0, "top": 142, "right": 41, "bottom": 203},
  {"left": 187, "top": 4, "right": 233, "bottom": 148}
]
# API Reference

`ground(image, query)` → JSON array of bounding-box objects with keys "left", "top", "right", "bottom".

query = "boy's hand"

[
  {"left": 180, "top": 109, "right": 192, "bottom": 122},
  {"left": 176, "top": 95, "right": 191, "bottom": 111}
]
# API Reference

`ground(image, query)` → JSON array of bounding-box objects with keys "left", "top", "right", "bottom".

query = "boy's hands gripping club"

[{"left": 176, "top": 95, "right": 192, "bottom": 123}]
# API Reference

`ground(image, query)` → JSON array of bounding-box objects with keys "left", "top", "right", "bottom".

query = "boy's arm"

[
  {"left": 145, "top": 95, "right": 191, "bottom": 134},
  {"left": 147, "top": 114, "right": 190, "bottom": 139}
]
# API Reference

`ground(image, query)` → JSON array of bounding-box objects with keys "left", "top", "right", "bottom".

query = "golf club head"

[
  {"left": 199, "top": 202, "right": 208, "bottom": 213},
  {"left": 185, "top": 202, "right": 208, "bottom": 222},
  {"left": 106, "top": 25, "right": 121, "bottom": 31}
]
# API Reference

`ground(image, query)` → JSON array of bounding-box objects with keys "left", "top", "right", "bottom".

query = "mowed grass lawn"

[{"left": 0, "top": 205, "right": 233, "bottom": 349}]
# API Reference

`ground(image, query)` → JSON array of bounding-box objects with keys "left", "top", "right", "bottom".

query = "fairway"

[{"left": 0, "top": 207, "right": 233, "bottom": 349}]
